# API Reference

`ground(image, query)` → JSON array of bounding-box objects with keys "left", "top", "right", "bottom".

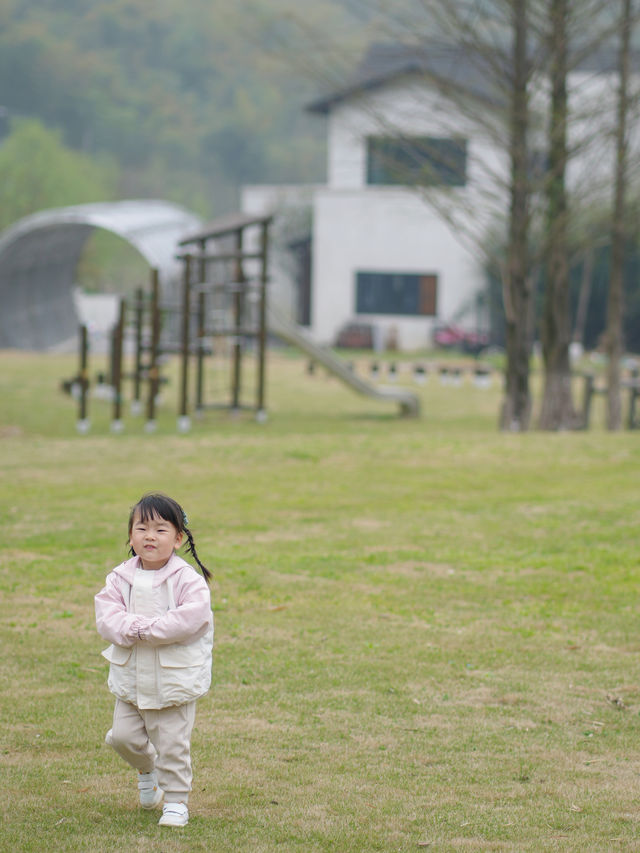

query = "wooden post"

[
  {"left": 111, "top": 298, "right": 125, "bottom": 433},
  {"left": 132, "top": 286, "right": 144, "bottom": 415},
  {"left": 256, "top": 219, "right": 269, "bottom": 422},
  {"left": 145, "top": 268, "right": 160, "bottom": 432},
  {"left": 231, "top": 229, "right": 244, "bottom": 412},
  {"left": 628, "top": 386, "right": 637, "bottom": 430},
  {"left": 196, "top": 289, "right": 206, "bottom": 415},
  {"left": 178, "top": 254, "right": 192, "bottom": 431},
  {"left": 76, "top": 324, "right": 90, "bottom": 433},
  {"left": 195, "top": 243, "right": 207, "bottom": 415},
  {"left": 581, "top": 373, "right": 594, "bottom": 430},
  {"left": 628, "top": 369, "right": 639, "bottom": 429}
]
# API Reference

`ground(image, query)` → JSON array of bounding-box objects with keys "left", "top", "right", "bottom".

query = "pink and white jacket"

[{"left": 95, "top": 554, "right": 213, "bottom": 710}]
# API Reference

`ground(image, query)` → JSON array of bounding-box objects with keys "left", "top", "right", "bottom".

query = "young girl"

[{"left": 95, "top": 493, "right": 213, "bottom": 828}]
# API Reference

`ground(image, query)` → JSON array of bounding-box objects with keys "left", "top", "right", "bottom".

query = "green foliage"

[
  {"left": 0, "top": 118, "right": 117, "bottom": 230},
  {"left": 0, "top": 117, "right": 153, "bottom": 293},
  {"left": 0, "top": 0, "right": 340, "bottom": 217},
  {"left": 75, "top": 231, "right": 150, "bottom": 295}
]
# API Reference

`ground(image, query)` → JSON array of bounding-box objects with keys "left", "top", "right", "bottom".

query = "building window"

[
  {"left": 356, "top": 272, "right": 438, "bottom": 316},
  {"left": 367, "top": 136, "right": 467, "bottom": 187}
]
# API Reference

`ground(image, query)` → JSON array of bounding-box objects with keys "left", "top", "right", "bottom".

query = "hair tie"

[{"left": 182, "top": 511, "right": 189, "bottom": 527}]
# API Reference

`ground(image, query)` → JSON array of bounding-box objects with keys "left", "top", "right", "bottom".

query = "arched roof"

[{"left": 0, "top": 199, "right": 202, "bottom": 350}]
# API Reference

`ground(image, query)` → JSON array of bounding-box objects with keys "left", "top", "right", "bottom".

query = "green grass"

[{"left": 1, "top": 348, "right": 640, "bottom": 851}]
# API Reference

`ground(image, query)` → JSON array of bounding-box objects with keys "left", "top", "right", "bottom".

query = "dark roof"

[
  {"left": 306, "top": 42, "right": 502, "bottom": 114},
  {"left": 306, "top": 40, "right": 638, "bottom": 115}
]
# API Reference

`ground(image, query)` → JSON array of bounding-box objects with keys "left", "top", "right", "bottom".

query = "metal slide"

[{"left": 266, "top": 304, "right": 420, "bottom": 417}]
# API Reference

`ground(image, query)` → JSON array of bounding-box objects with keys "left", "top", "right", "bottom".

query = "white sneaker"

[
  {"left": 137, "top": 771, "right": 163, "bottom": 809},
  {"left": 158, "top": 801, "right": 189, "bottom": 827}
]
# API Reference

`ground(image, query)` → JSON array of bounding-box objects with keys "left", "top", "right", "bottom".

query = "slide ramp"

[{"left": 266, "top": 305, "right": 420, "bottom": 417}]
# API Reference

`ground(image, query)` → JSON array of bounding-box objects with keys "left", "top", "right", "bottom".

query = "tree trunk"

[
  {"left": 500, "top": 0, "right": 533, "bottom": 431},
  {"left": 606, "top": 0, "right": 632, "bottom": 431},
  {"left": 539, "top": 0, "right": 577, "bottom": 429}
]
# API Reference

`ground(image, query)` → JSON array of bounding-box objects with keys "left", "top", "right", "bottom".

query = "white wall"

[
  {"left": 312, "top": 66, "right": 640, "bottom": 350},
  {"left": 522, "top": 66, "right": 640, "bottom": 206},
  {"left": 312, "top": 188, "right": 482, "bottom": 350},
  {"left": 566, "top": 68, "right": 640, "bottom": 204},
  {"left": 327, "top": 77, "right": 508, "bottom": 199},
  {"left": 242, "top": 60, "right": 640, "bottom": 351},
  {"left": 313, "top": 76, "right": 501, "bottom": 348}
]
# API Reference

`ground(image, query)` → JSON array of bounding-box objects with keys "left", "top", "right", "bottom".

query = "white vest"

[{"left": 101, "top": 568, "right": 213, "bottom": 710}]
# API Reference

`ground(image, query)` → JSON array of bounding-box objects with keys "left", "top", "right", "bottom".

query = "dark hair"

[{"left": 127, "top": 492, "right": 211, "bottom": 584}]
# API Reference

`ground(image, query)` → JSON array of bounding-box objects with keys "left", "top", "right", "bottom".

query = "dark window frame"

[
  {"left": 366, "top": 136, "right": 468, "bottom": 187},
  {"left": 355, "top": 271, "right": 438, "bottom": 317}
]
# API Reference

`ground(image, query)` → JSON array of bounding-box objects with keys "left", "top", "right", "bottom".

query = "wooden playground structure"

[
  {"left": 67, "top": 207, "right": 640, "bottom": 433},
  {"left": 73, "top": 212, "right": 272, "bottom": 433}
]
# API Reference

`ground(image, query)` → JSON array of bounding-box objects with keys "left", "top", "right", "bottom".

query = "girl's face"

[{"left": 129, "top": 511, "right": 183, "bottom": 571}]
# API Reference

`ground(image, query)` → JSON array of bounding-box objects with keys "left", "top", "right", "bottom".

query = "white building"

[{"left": 242, "top": 42, "right": 632, "bottom": 352}]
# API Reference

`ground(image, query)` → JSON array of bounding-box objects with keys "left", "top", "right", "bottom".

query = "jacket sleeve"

[
  {"left": 135, "top": 570, "right": 213, "bottom": 646},
  {"left": 95, "top": 572, "right": 140, "bottom": 647}
]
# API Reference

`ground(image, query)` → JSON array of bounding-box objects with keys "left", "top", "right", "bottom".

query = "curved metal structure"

[{"left": 0, "top": 200, "right": 202, "bottom": 350}]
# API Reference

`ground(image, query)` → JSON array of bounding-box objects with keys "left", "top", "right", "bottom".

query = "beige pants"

[{"left": 106, "top": 698, "right": 197, "bottom": 803}]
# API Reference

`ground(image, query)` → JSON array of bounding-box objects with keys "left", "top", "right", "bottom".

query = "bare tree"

[
  {"left": 316, "top": 1, "right": 541, "bottom": 429},
  {"left": 259, "top": 0, "right": 639, "bottom": 429},
  {"left": 501, "top": 0, "right": 534, "bottom": 430},
  {"left": 606, "top": 0, "right": 634, "bottom": 430},
  {"left": 538, "top": 0, "right": 578, "bottom": 429}
]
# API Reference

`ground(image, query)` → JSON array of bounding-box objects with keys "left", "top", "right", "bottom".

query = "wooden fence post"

[
  {"left": 131, "top": 286, "right": 144, "bottom": 415},
  {"left": 110, "top": 298, "right": 125, "bottom": 433},
  {"left": 76, "top": 324, "right": 90, "bottom": 434},
  {"left": 145, "top": 268, "right": 161, "bottom": 432},
  {"left": 178, "top": 254, "right": 192, "bottom": 432},
  {"left": 581, "top": 373, "right": 594, "bottom": 430},
  {"left": 256, "top": 219, "right": 269, "bottom": 421}
]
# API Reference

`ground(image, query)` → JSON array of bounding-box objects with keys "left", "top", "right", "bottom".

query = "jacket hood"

[{"left": 111, "top": 553, "right": 194, "bottom": 587}]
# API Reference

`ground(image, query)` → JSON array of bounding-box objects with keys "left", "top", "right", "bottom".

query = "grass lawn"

[{"left": 1, "top": 347, "right": 639, "bottom": 852}]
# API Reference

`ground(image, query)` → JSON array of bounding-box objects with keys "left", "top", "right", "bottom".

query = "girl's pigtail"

[{"left": 184, "top": 527, "right": 212, "bottom": 584}]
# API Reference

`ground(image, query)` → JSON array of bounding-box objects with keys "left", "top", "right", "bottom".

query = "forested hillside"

[{"left": 0, "top": 0, "right": 363, "bottom": 219}]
